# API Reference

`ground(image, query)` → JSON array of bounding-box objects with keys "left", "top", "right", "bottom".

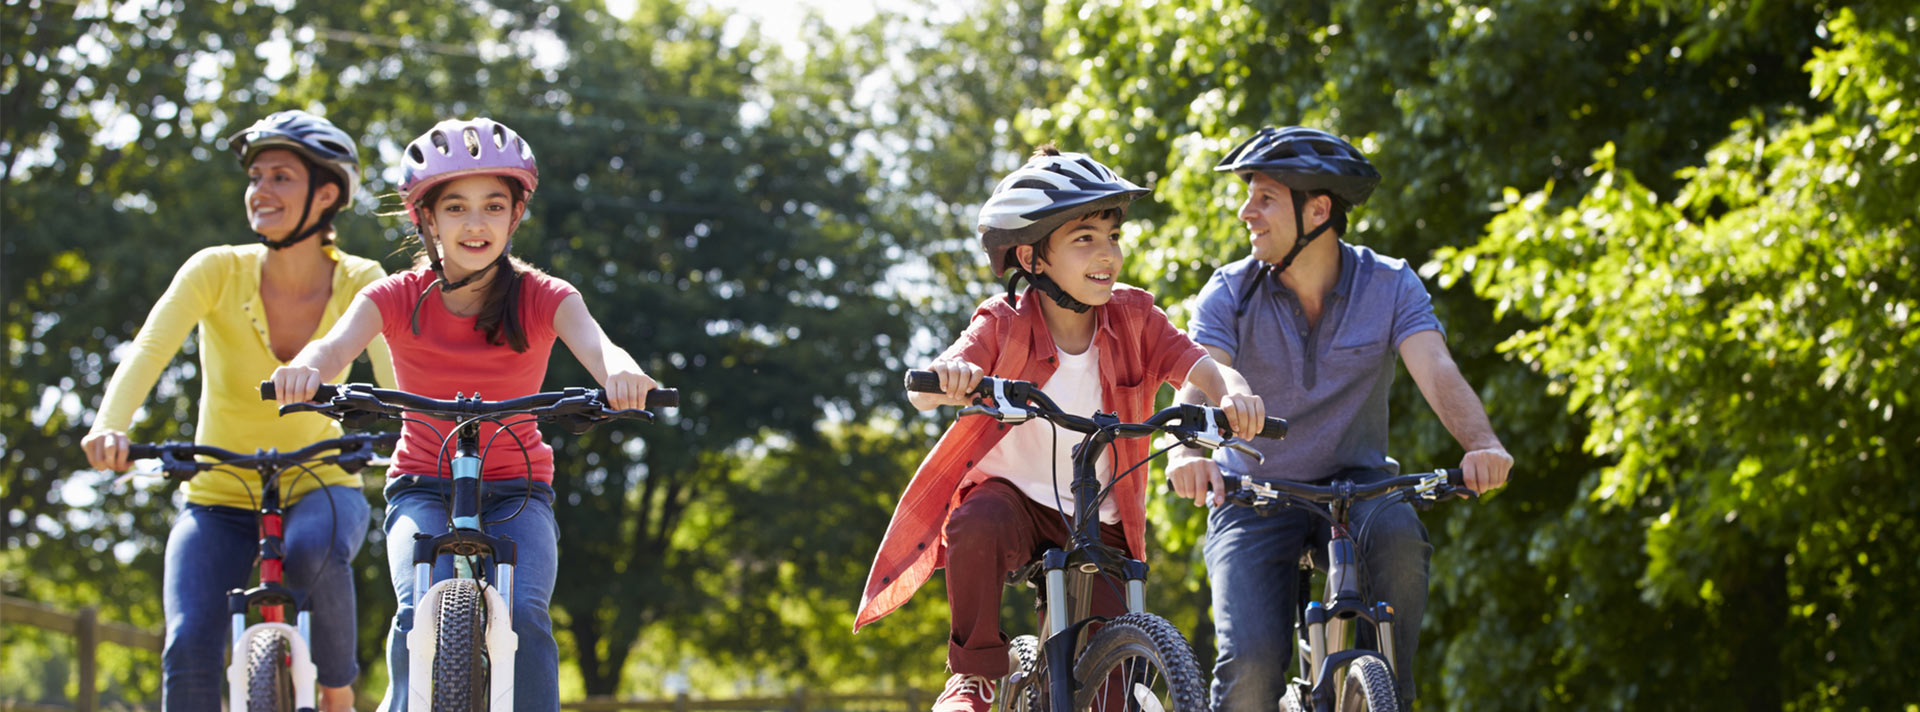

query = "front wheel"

[
  {"left": 1336, "top": 655, "right": 1399, "bottom": 712},
  {"left": 999, "top": 634, "right": 1044, "bottom": 712},
  {"left": 1071, "top": 612, "right": 1207, "bottom": 712},
  {"left": 431, "top": 579, "right": 490, "bottom": 711},
  {"left": 244, "top": 628, "right": 294, "bottom": 712}
]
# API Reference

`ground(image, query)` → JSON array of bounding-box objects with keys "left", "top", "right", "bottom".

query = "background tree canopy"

[{"left": 3, "top": 0, "right": 1913, "bottom": 709}]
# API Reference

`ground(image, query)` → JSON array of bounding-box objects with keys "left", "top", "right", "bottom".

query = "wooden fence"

[{"left": 3, "top": 596, "right": 928, "bottom": 712}]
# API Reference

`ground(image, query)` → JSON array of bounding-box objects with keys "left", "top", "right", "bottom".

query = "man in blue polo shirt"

[{"left": 1169, "top": 126, "right": 1514, "bottom": 711}]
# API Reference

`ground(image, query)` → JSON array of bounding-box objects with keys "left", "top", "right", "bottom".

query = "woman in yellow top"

[{"left": 80, "top": 110, "right": 395, "bottom": 712}]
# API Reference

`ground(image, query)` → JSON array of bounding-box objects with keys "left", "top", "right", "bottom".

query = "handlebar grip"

[
  {"left": 259, "top": 381, "right": 341, "bottom": 402},
  {"left": 1260, "top": 417, "right": 1288, "bottom": 440},
  {"left": 904, "top": 370, "right": 941, "bottom": 394},
  {"left": 127, "top": 443, "right": 163, "bottom": 460},
  {"left": 1444, "top": 468, "right": 1465, "bottom": 488},
  {"left": 645, "top": 389, "right": 678, "bottom": 410}
]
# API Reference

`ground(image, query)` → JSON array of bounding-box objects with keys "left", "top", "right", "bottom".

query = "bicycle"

[
  {"left": 1218, "top": 469, "right": 1476, "bottom": 712},
  {"left": 121, "top": 431, "right": 398, "bottom": 712},
  {"left": 905, "top": 370, "right": 1286, "bottom": 712},
  {"left": 261, "top": 381, "right": 676, "bottom": 712}
]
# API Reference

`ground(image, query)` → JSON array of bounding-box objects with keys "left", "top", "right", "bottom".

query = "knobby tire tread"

[
  {"left": 1070, "top": 612, "right": 1208, "bottom": 712},
  {"left": 431, "top": 579, "right": 490, "bottom": 712}
]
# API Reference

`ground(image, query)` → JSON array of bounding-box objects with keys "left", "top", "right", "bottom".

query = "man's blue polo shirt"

[{"left": 1188, "top": 241, "right": 1444, "bottom": 482}]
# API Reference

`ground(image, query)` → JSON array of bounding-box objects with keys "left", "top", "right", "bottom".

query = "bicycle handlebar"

[
  {"left": 127, "top": 432, "right": 402, "bottom": 481},
  {"left": 1221, "top": 469, "right": 1476, "bottom": 508},
  {"left": 259, "top": 381, "right": 676, "bottom": 433},
  {"left": 904, "top": 370, "right": 1287, "bottom": 453}
]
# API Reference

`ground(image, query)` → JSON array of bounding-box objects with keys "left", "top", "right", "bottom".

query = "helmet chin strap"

[
  {"left": 410, "top": 224, "right": 508, "bottom": 336},
  {"left": 1234, "top": 189, "right": 1334, "bottom": 318},
  {"left": 1003, "top": 269, "right": 1093, "bottom": 314},
  {"left": 256, "top": 170, "right": 335, "bottom": 250}
]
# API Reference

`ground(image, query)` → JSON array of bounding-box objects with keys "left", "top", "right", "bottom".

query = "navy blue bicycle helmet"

[
  {"left": 227, "top": 110, "right": 361, "bottom": 250},
  {"left": 1216, "top": 127, "right": 1380, "bottom": 307}
]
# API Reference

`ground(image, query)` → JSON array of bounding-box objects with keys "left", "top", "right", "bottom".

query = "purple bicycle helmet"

[{"left": 399, "top": 117, "right": 539, "bottom": 225}]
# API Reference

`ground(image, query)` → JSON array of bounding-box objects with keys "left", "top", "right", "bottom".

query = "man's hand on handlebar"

[
  {"left": 269, "top": 365, "right": 325, "bottom": 406},
  {"left": 1168, "top": 451, "right": 1228, "bottom": 508},
  {"left": 1461, "top": 447, "right": 1513, "bottom": 494}
]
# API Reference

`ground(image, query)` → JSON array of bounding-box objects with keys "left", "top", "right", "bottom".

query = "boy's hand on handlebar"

[
  {"left": 1219, "top": 392, "right": 1265, "bottom": 441},
  {"left": 925, "top": 359, "right": 983, "bottom": 408},
  {"left": 1461, "top": 447, "right": 1513, "bottom": 494},
  {"left": 603, "top": 368, "right": 659, "bottom": 411},
  {"left": 1168, "top": 452, "right": 1228, "bottom": 508},
  {"left": 270, "top": 365, "right": 323, "bottom": 406},
  {"left": 81, "top": 430, "right": 132, "bottom": 472}
]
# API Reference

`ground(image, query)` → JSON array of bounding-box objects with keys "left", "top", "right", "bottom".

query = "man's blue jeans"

[
  {"left": 376, "top": 474, "right": 560, "bottom": 712},
  {"left": 1203, "top": 468, "right": 1431, "bottom": 711},
  {"left": 161, "top": 486, "right": 369, "bottom": 711}
]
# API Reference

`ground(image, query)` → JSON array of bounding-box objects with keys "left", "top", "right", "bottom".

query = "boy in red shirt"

[{"left": 855, "top": 147, "right": 1266, "bottom": 712}]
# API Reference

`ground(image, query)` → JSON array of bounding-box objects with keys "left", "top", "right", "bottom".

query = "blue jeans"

[
  {"left": 377, "top": 475, "right": 560, "bottom": 712},
  {"left": 1204, "top": 469, "right": 1431, "bottom": 711},
  {"left": 161, "top": 486, "right": 369, "bottom": 711}
]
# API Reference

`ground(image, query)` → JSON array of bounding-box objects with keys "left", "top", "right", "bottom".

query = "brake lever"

[{"left": 1225, "top": 438, "right": 1265, "bottom": 464}]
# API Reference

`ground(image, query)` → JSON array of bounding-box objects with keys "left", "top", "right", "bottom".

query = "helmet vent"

[
  {"left": 462, "top": 128, "right": 483, "bottom": 158},
  {"left": 490, "top": 124, "right": 507, "bottom": 149},
  {"left": 430, "top": 130, "right": 452, "bottom": 156}
]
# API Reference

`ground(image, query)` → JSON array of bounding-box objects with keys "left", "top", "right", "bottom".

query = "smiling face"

[
  {"left": 244, "top": 148, "right": 339, "bottom": 240},
  {"left": 1237, "top": 172, "right": 1330, "bottom": 265},
  {"left": 419, "top": 174, "right": 523, "bottom": 278},
  {"left": 1019, "top": 210, "right": 1125, "bottom": 307}
]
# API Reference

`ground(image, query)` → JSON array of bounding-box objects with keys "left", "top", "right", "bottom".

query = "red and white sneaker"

[{"left": 933, "top": 673, "right": 997, "bottom": 712}]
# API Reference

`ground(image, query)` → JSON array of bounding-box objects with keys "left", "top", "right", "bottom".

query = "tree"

[{"left": 1431, "top": 6, "right": 1917, "bottom": 706}]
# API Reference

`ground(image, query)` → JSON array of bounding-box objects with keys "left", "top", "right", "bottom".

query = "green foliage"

[{"left": 1434, "top": 7, "right": 1917, "bottom": 707}]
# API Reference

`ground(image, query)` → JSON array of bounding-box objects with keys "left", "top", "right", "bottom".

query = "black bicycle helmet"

[
  {"left": 227, "top": 110, "right": 361, "bottom": 250},
  {"left": 1215, "top": 127, "right": 1380, "bottom": 293}
]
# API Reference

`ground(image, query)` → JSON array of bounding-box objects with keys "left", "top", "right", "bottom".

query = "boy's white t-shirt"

[{"left": 974, "top": 343, "right": 1120, "bottom": 524}]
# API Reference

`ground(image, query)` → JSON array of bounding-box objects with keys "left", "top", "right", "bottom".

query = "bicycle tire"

[
  {"left": 1336, "top": 655, "right": 1399, "bottom": 712},
  {"left": 431, "top": 579, "right": 490, "bottom": 711},
  {"left": 244, "top": 628, "right": 295, "bottom": 712},
  {"left": 1280, "top": 684, "right": 1307, "bottom": 712},
  {"left": 1071, "top": 612, "right": 1207, "bottom": 712},
  {"left": 999, "top": 634, "right": 1044, "bottom": 712}
]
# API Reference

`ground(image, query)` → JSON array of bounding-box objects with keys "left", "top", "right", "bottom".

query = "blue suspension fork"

[{"left": 413, "top": 422, "right": 516, "bottom": 627}]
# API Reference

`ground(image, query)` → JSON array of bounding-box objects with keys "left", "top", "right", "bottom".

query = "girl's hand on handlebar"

[
  {"left": 1461, "top": 447, "right": 1513, "bottom": 494},
  {"left": 922, "top": 359, "right": 983, "bottom": 408},
  {"left": 270, "top": 365, "right": 323, "bottom": 406},
  {"left": 1168, "top": 452, "right": 1228, "bottom": 508},
  {"left": 1219, "top": 392, "right": 1265, "bottom": 441},
  {"left": 603, "top": 368, "right": 659, "bottom": 411},
  {"left": 81, "top": 430, "right": 132, "bottom": 472}
]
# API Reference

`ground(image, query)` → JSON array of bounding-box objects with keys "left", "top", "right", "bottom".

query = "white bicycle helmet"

[{"left": 977, "top": 150, "right": 1148, "bottom": 277}]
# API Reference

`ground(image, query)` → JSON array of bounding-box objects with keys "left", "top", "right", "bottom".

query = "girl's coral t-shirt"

[{"left": 363, "top": 267, "right": 578, "bottom": 482}]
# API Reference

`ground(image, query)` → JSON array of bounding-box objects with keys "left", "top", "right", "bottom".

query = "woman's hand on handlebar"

[
  {"left": 81, "top": 430, "right": 132, "bottom": 472},
  {"left": 1219, "top": 392, "right": 1265, "bottom": 442},
  {"left": 603, "top": 367, "right": 660, "bottom": 411},
  {"left": 269, "top": 364, "right": 324, "bottom": 406},
  {"left": 1168, "top": 451, "right": 1228, "bottom": 508},
  {"left": 911, "top": 359, "right": 982, "bottom": 410}
]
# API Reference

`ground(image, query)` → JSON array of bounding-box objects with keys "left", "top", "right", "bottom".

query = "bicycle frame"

[{"left": 405, "top": 417, "right": 520, "bottom": 712}]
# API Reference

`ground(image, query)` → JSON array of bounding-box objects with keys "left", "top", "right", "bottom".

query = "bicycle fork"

[
  {"left": 1036, "top": 548, "right": 1151, "bottom": 712},
  {"left": 1300, "top": 527, "right": 1400, "bottom": 710},
  {"left": 406, "top": 430, "right": 520, "bottom": 711}
]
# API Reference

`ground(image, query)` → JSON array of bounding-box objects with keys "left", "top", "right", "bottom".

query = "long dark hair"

[{"left": 408, "top": 177, "right": 547, "bottom": 352}]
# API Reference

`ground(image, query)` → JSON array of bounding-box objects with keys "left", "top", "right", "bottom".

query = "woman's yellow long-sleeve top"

[{"left": 89, "top": 243, "right": 396, "bottom": 509}]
